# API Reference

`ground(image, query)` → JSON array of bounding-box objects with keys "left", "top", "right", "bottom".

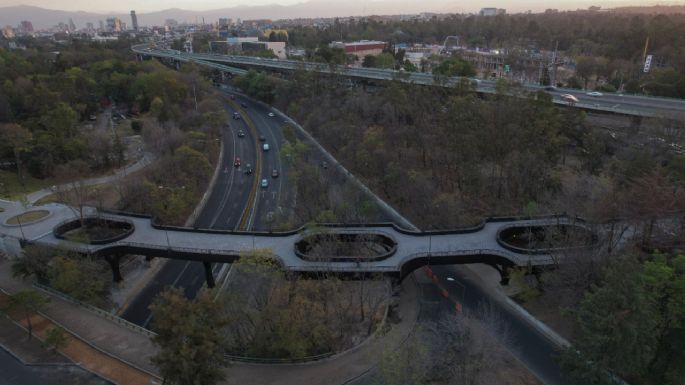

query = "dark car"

[
  {"left": 241, "top": 102, "right": 248, "bottom": 108},
  {"left": 259, "top": 135, "right": 266, "bottom": 142},
  {"left": 244, "top": 163, "right": 253, "bottom": 174},
  {"left": 237, "top": 130, "right": 245, "bottom": 137},
  {"left": 230, "top": 95, "right": 236, "bottom": 100},
  {"left": 272, "top": 169, "right": 279, "bottom": 178}
]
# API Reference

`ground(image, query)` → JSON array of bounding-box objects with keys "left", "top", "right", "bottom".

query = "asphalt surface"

[
  {"left": 0, "top": 348, "right": 111, "bottom": 385},
  {"left": 430, "top": 265, "right": 568, "bottom": 385},
  {"left": 120, "top": 92, "right": 288, "bottom": 328}
]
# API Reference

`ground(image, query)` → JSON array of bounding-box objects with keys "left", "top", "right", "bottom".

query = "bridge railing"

[
  {"left": 224, "top": 352, "right": 334, "bottom": 364},
  {"left": 32, "top": 282, "right": 157, "bottom": 337}
]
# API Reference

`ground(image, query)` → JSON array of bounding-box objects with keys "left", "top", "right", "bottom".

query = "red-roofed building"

[{"left": 330, "top": 40, "right": 387, "bottom": 59}]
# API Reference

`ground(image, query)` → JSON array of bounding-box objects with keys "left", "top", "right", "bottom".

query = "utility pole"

[{"left": 550, "top": 40, "right": 558, "bottom": 87}]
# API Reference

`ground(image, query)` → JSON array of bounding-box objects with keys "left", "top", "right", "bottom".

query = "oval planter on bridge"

[
  {"left": 496, "top": 223, "right": 596, "bottom": 255},
  {"left": 54, "top": 216, "right": 135, "bottom": 245},
  {"left": 295, "top": 232, "right": 398, "bottom": 262}
]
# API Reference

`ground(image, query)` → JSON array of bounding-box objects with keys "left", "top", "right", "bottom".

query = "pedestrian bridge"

[{"left": 0, "top": 199, "right": 597, "bottom": 282}]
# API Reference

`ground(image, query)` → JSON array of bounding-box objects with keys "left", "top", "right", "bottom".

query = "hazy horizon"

[{"left": 1, "top": 0, "right": 684, "bottom": 15}]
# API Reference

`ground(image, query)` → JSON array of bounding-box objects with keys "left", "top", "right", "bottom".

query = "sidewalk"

[
  {"left": 0, "top": 259, "right": 160, "bottom": 384},
  {"left": 0, "top": 256, "right": 422, "bottom": 385}
]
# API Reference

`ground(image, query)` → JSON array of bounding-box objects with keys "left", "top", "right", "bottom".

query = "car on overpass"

[
  {"left": 234, "top": 157, "right": 241, "bottom": 167},
  {"left": 561, "top": 94, "right": 579, "bottom": 103},
  {"left": 263, "top": 143, "right": 270, "bottom": 151},
  {"left": 237, "top": 130, "right": 245, "bottom": 137},
  {"left": 586, "top": 91, "right": 604, "bottom": 97},
  {"left": 261, "top": 178, "right": 269, "bottom": 188}
]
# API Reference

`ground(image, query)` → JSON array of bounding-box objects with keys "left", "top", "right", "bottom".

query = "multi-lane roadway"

[{"left": 120, "top": 92, "right": 288, "bottom": 328}]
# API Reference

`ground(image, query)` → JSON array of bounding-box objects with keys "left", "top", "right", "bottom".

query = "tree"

[
  {"left": 43, "top": 326, "right": 69, "bottom": 352},
  {"left": 2, "top": 290, "right": 49, "bottom": 341},
  {"left": 362, "top": 55, "right": 376, "bottom": 68},
  {"left": 433, "top": 55, "right": 477, "bottom": 77},
  {"left": 150, "top": 288, "right": 227, "bottom": 385},
  {"left": 54, "top": 159, "right": 92, "bottom": 225},
  {"left": 11, "top": 245, "right": 53, "bottom": 283},
  {"left": 0, "top": 123, "right": 32, "bottom": 182},
  {"left": 49, "top": 256, "right": 110, "bottom": 307},
  {"left": 561, "top": 256, "right": 659, "bottom": 384}
]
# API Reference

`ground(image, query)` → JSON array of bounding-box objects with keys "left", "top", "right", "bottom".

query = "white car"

[
  {"left": 268, "top": 112, "right": 275, "bottom": 117},
  {"left": 261, "top": 179, "right": 268, "bottom": 188},
  {"left": 263, "top": 143, "right": 270, "bottom": 151},
  {"left": 560, "top": 94, "right": 579, "bottom": 103},
  {"left": 586, "top": 91, "right": 603, "bottom": 97}
]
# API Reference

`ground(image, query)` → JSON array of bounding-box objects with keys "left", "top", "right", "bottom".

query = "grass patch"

[
  {"left": 34, "top": 193, "right": 60, "bottom": 206},
  {"left": 6, "top": 210, "right": 50, "bottom": 225},
  {"left": 0, "top": 170, "right": 52, "bottom": 200}
]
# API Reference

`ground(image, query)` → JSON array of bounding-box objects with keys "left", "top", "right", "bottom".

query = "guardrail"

[
  {"left": 224, "top": 352, "right": 333, "bottom": 364},
  {"left": 32, "top": 282, "right": 157, "bottom": 338}
]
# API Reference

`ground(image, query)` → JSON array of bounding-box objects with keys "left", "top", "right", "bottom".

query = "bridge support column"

[
  {"left": 487, "top": 263, "right": 512, "bottom": 286},
  {"left": 203, "top": 261, "right": 215, "bottom": 288},
  {"left": 221, "top": 71, "right": 226, "bottom": 81},
  {"left": 175, "top": 61, "right": 181, "bottom": 71},
  {"left": 630, "top": 115, "right": 643, "bottom": 131},
  {"left": 500, "top": 265, "right": 510, "bottom": 285},
  {"left": 104, "top": 253, "right": 123, "bottom": 283}
]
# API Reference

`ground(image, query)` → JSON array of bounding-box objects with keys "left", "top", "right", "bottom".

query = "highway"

[
  {"left": 132, "top": 44, "right": 685, "bottom": 118},
  {"left": 431, "top": 265, "right": 568, "bottom": 385},
  {"left": 119, "top": 93, "right": 289, "bottom": 328}
]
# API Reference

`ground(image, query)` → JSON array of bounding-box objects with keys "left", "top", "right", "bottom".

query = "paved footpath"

[
  {"left": 0, "top": 260, "right": 160, "bottom": 385},
  {"left": 0, "top": 257, "right": 421, "bottom": 385},
  {"left": 26, "top": 152, "right": 155, "bottom": 205}
]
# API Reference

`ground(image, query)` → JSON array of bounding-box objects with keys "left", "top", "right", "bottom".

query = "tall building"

[
  {"left": 130, "top": 10, "right": 138, "bottom": 31},
  {"left": 106, "top": 17, "right": 122, "bottom": 32},
  {"left": 479, "top": 8, "right": 506, "bottom": 16},
  {"left": 19, "top": 20, "right": 33, "bottom": 34},
  {"left": 99, "top": 20, "right": 104, "bottom": 31},
  {"left": 68, "top": 18, "right": 76, "bottom": 32}
]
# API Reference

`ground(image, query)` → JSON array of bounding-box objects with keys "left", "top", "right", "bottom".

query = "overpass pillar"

[
  {"left": 104, "top": 253, "right": 124, "bottom": 283},
  {"left": 203, "top": 261, "right": 215, "bottom": 288},
  {"left": 221, "top": 71, "right": 226, "bottom": 81},
  {"left": 175, "top": 61, "right": 181, "bottom": 71},
  {"left": 630, "top": 116, "right": 643, "bottom": 131}
]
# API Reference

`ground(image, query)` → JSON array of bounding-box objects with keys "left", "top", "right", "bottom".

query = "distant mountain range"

[
  {"left": 0, "top": 1, "right": 457, "bottom": 30},
  {"left": 1, "top": 3, "right": 684, "bottom": 30}
]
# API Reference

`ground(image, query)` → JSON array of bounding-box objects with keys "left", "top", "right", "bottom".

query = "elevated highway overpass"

[{"left": 132, "top": 44, "right": 685, "bottom": 119}]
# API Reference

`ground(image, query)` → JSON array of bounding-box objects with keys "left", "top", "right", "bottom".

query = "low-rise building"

[{"left": 329, "top": 40, "right": 387, "bottom": 59}]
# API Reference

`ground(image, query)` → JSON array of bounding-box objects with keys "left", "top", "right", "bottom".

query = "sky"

[{"left": 0, "top": 0, "right": 682, "bottom": 14}]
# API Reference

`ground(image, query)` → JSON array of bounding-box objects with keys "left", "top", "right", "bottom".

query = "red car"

[{"left": 234, "top": 157, "right": 241, "bottom": 167}]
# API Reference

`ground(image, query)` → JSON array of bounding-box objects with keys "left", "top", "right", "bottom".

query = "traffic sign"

[{"left": 643, "top": 55, "right": 653, "bottom": 73}]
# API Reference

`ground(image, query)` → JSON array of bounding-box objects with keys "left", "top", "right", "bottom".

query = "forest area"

[
  {"left": 234, "top": 67, "right": 685, "bottom": 384},
  {"left": 0, "top": 38, "right": 226, "bottom": 224}
]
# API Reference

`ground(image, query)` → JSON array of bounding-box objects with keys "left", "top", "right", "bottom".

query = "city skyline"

[{"left": 0, "top": 0, "right": 683, "bottom": 15}]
